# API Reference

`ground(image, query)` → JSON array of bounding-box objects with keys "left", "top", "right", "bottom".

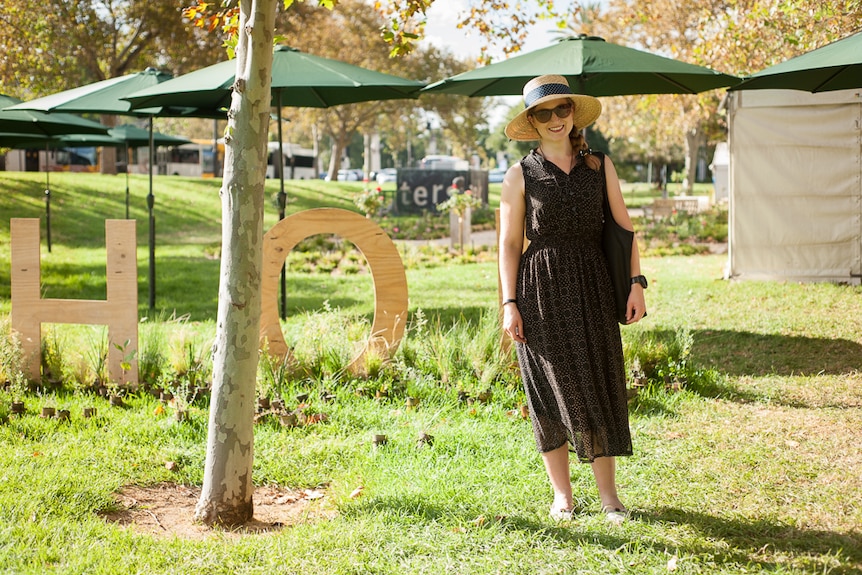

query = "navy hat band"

[{"left": 524, "top": 83, "right": 573, "bottom": 108}]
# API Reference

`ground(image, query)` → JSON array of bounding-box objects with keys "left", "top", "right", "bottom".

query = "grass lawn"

[{"left": 0, "top": 171, "right": 860, "bottom": 574}]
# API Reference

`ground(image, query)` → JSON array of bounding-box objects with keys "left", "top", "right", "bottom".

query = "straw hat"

[{"left": 505, "top": 75, "right": 602, "bottom": 141}]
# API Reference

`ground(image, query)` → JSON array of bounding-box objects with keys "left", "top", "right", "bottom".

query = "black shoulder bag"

[{"left": 597, "top": 152, "right": 636, "bottom": 325}]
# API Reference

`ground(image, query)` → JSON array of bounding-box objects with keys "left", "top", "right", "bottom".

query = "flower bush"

[
  {"left": 436, "top": 189, "right": 483, "bottom": 218},
  {"left": 354, "top": 186, "right": 386, "bottom": 218}
]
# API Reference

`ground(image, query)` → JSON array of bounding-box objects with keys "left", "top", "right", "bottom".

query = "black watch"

[{"left": 631, "top": 275, "right": 648, "bottom": 289}]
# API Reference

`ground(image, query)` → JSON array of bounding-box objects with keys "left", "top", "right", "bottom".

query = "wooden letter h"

[{"left": 10, "top": 218, "right": 138, "bottom": 386}]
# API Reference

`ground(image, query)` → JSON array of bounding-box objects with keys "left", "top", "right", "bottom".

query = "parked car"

[
  {"left": 376, "top": 168, "right": 397, "bottom": 184},
  {"left": 325, "top": 169, "right": 362, "bottom": 182},
  {"left": 420, "top": 155, "right": 469, "bottom": 170}
]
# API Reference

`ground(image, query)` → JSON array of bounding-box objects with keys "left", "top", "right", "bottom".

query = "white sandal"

[
  {"left": 549, "top": 506, "right": 575, "bottom": 521},
  {"left": 601, "top": 504, "right": 628, "bottom": 525}
]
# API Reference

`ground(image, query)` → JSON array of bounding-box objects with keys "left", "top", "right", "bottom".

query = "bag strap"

[{"left": 594, "top": 151, "right": 611, "bottom": 222}]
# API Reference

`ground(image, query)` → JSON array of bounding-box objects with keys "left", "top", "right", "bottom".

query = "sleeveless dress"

[{"left": 515, "top": 149, "right": 632, "bottom": 462}]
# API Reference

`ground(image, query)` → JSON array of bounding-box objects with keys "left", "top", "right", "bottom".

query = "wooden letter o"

[{"left": 260, "top": 208, "right": 409, "bottom": 374}]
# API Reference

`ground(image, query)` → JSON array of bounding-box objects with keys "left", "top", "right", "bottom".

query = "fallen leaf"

[
  {"left": 165, "top": 461, "right": 178, "bottom": 471},
  {"left": 349, "top": 486, "right": 364, "bottom": 499},
  {"left": 305, "top": 413, "right": 328, "bottom": 425},
  {"left": 667, "top": 555, "right": 678, "bottom": 571},
  {"left": 472, "top": 515, "right": 486, "bottom": 526},
  {"left": 153, "top": 404, "right": 165, "bottom": 416},
  {"left": 304, "top": 489, "right": 325, "bottom": 500}
]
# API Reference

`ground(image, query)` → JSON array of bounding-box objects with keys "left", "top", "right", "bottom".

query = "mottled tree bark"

[
  {"left": 683, "top": 126, "right": 705, "bottom": 195},
  {"left": 194, "top": 0, "right": 277, "bottom": 528}
]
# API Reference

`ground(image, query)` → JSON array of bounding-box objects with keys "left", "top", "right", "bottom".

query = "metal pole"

[
  {"left": 45, "top": 189, "right": 51, "bottom": 253},
  {"left": 44, "top": 142, "right": 52, "bottom": 252},
  {"left": 148, "top": 115, "right": 156, "bottom": 310},
  {"left": 212, "top": 118, "right": 220, "bottom": 177},
  {"left": 125, "top": 146, "right": 130, "bottom": 219},
  {"left": 276, "top": 94, "right": 287, "bottom": 320}
]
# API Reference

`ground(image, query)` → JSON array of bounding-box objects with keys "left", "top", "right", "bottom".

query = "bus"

[
  {"left": 3, "top": 147, "right": 99, "bottom": 173},
  {"left": 266, "top": 141, "right": 317, "bottom": 180},
  {"left": 153, "top": 140, "right": 316, "bottom": 179},
  {"left": 158, "top": 139, "right": 222, "bottom": 177}
]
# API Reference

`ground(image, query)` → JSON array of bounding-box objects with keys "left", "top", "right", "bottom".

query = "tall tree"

[
  {"left": 0, "top": 0, "right": 227, "bottom": 97},
  {"left": 193, "top": 0, "right": 276, "bottom": 527},
  {"left": 588, "top": 0, "right": 862, "bottom": 192},
  {"left": 185, "top": 0, "right": 641, "bottom": 528}
]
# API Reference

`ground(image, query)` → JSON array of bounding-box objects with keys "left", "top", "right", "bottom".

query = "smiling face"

[{"left": 527, "top": 97, "right": 574, "bottom": 143}]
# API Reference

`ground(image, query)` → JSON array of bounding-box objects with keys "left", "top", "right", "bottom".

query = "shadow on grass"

[
  {"left": 636, "top": 506, "right": 862, "bottom": 574},
  {"left": 690, "top": 329, "right": 862, "bottom": 378},
  {"left": 348, "top": 496, "right": 861, "bottom": 573}
]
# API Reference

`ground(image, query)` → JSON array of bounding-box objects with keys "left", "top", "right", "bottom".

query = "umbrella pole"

[
  {"left": 148, "top": 116, "right": 156, "bottom": 310},
  {"left": 212, "top": 119, "right": 220, "bottom": 177},
  {"left": 276, "top": 94, "right": 287, "bottom": 321},
  {"left": 44, "top": 142, "right": 52, "bottom": 253},
  {"left": 125, "top": 146, "right": 130, "bottom": 219}
]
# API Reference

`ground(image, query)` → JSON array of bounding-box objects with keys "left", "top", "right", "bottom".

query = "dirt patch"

[{"left": 101, "top": 483, "right": 334, "bottom": 539}]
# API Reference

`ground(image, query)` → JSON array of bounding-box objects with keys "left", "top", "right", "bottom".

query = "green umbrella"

[
  {"left": 124, "top": 46, "right": 425, "bottom": 111},
  {"left": 126, "top": 46, "right": 425, "bottom": 319},
  {"left": 0, "top": 94, "right": 110, "bottom": 251},
  {"left": 9, "top": 126, "right": 189, "bottom": 149},
  {"left": 0, "top": 94, "right": 108, "bottom": 136},
  {"left": 4, "top": 68, "right": 172, "bottom": 116},
  {"left": 107, "top": 123, "right": 190, "bottom": 148},
  {"left": 0, "top": 132, "right": 52, "bottom": 148},
  {"left": 7, "top": 68, "right": 178, "bottom": 309},
  {"left": 422, "top": 35, "right": 740, "bottom": 97},
  {"left": 43, "top": 125, "right": 191, "bottom": 219},
  {"left": 730, "top": 30, "right": 862, "bottom": 92}
]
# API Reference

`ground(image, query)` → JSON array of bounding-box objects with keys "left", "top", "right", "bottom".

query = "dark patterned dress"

[{"left": 515, "top": 149, "right": 632, "bottom": 462}]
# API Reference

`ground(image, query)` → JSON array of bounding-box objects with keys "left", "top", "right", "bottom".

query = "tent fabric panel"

[
  {"left": 734, "top": 87, "right": 861, "bottom": 108},
  {"left": 729, "top": 90, "right": 862, "bottom": 282},
  {"left": 734, "top": 102, "right": 859, "bottom": 154}
]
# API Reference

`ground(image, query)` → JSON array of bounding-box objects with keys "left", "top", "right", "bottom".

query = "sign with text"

[{"left": 394, "top": 169, "right": 489, "bottom": 214}]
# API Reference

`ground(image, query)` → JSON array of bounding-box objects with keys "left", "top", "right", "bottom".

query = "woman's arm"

[{"left": 499, "top": 163, "right": 527, "bottom": 342}]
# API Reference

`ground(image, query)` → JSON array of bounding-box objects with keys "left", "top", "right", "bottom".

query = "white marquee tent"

[{"left": 726, "top": 88, "right": 862, "bottom": 284}]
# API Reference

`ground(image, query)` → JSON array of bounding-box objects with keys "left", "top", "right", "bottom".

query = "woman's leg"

[
  {"left": 541, "top": 444, "right": 573, "bottom": 511},
  {"left": 591, "top": 456, "right": 625, "bottom": 510}
]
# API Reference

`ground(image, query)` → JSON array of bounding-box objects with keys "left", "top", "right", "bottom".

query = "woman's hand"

[
  {"left": 625, "top": 285, "right": 647, "bottom": 324},
  {"left": 503, "top": 304, "right": 527, "bottom": 343}
]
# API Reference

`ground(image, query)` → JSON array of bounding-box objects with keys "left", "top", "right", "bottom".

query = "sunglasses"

[{"left": 529, "top": 103, "right": 573, "bottom": 123}]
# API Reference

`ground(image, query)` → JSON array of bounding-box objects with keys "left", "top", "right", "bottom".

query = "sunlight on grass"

[{"left": 0, "top": 172, "right": 860, "bottom": 573}]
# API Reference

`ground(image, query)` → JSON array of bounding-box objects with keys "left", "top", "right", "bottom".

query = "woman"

[{"left": 498, "top": 75, "right": 646, "bottom": 523}]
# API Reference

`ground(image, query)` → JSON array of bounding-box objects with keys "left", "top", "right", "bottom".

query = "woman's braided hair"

[{"left": 570, "top": 128, "right": 600, "bottom": 171}]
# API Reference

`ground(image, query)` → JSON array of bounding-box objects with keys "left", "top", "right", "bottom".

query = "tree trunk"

[
  {"left": 194, "top": 0, "right": 277, "bottom": 528},
  {"left": 683, "top": 126, "right": 705, "bottom": 195},
  {"left": 327, "top": 140, "right": 340, "bottom": 181},
  {"left": 99, "top": 114, "right": 119, "bottom": 175}
]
